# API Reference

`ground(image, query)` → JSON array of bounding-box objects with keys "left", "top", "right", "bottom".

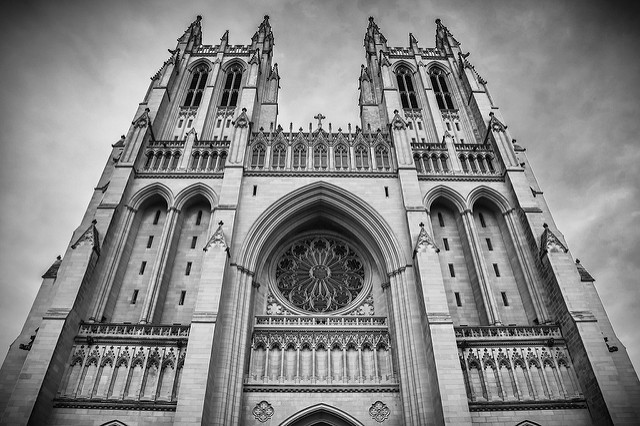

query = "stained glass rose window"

[{"left": 274, "top": 236, "right": 366, "bottom": 313}]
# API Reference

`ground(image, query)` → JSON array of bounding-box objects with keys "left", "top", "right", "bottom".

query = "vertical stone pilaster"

[
  {"left": 174, "top": 217, "right": 230, "bottom": 425},
  {"left": 413, "top": 221, "right": 472, "bottom": 426}
]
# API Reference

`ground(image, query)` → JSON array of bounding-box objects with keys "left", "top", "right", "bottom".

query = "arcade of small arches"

[{"left": 249, "top": 141, "right": 392, "bottom": 172}]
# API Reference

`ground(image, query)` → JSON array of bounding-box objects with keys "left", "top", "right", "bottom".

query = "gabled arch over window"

[
  {"left": 220, "top": 64, "right": 243, "bottom": 107},
  {"left": 272, "top": 143, "right": 286, "bottom": 169},
  {"left": 184, "top": 65, "right": 209, "bottom": 107},
  {"left": 429, "top": 68, "right": 455, "bottom": 110},
  {"left": 396, "top": 67, "right": 419, "bottom": 109},
  {"left": 313, "top": 144, "right": 328, "bottom": 169},
  {"left": 251, "top": 143, "right": 266, "bottom": 169}
]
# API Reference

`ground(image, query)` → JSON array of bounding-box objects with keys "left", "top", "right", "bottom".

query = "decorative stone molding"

[
  {"left": 56, "top": 340, "right": 187, "bottom": 408},
  {"left": 71, "top": 219, "right": 100, "bottom": 254},
  {"left": 456, "top": 326, "right": 584, "bottom": 408},
  {"left": 234, "top": 108, "right": 249, "bottom": 128},
  {"left": 540, "top": 223, "right": 568, "bottom": 257},
  {"left": 570, "top": 311, "right": 597, "bottom": 323},
  {"left": 391, "top": 110, "right": 406, "bottom": 130},
  {"left": 203, "top": 221, "right": 228, "bottom": 252},
  {"left": 369, "top": 401, "right": 390, "bottom": 422},
  {"left": 488, "top": 112, "right": 507, "bottom": 133},
  {"left": 252, "top": 400, "right": 274, "bottom": 423},
  {"left": 254, "top": 315, "right": 387, "bottom": 329},
  {"left": 414, "top": 222, "right": 440, "bottom": 254}
]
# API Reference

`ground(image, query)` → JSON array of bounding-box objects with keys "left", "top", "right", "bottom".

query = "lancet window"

[
  {"left": 251, "top": 143, "right": 266, "bottom": 169},
  {"left": 293, "top": 144, "right": 306, "bottom": 169},
  {"left": 429, "top": 68, "right": 455, "bottom": 110},
  {"left": 396, "top": 67, "right": 419, "bottom": 109},
  {"left": 183, "top": 65, "right": 209, "bottom": 108},
  {"left": 272, "top": 143, "right": 286, "bottom": 169},
  {"left": 375, "top": 145, "right": 390, "bottom": 170},
  {"left": 334, "top": 144, "right": 349, "bottom": 170},
  {"left": 220, "top": 64, "right": 243, "bottom": 107},
  {"left": 355, "top": 145, "right": 370, "bottom": 169},
  {"left": 313, "top": 144, "right": 328, "bottom": 169}
]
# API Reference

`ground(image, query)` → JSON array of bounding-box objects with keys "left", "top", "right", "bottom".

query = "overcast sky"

[{"left": 1, "top": 0, "right": 639, "bottom": 374}]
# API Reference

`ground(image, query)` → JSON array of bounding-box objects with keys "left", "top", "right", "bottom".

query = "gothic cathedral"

[{"left": 1, "top": 15, "right": 638, "bottom": 426}]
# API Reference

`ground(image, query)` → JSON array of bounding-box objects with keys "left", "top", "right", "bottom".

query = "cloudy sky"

[{"left": 1, "top": 0, "right": 639, "bottom": 375}]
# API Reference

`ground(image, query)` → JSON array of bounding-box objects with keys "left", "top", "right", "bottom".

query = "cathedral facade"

[{"left": 1, "top": 15, "right": 638, "bottom": 426}]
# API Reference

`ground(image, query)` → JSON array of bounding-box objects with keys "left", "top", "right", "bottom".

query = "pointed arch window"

[
  {"left": 375, "top": 145, "right": 390, "bottom": 170},
  {"left": 183, "top": 65, "right": 209, "bottom": 107},
  {"left": 396, "top": 67, "right": 419, "bottom": 109},
  {"left": 293, "top": 144, "right": 307, "bottom": 169},
  {"left": 251, "top": 144, "right": 266, "bottom": 169},
  {"left": 429, "top": 68, "right": 455, "bottom": 110},
  {"left": 313, "top": 144, "right": 328, "bottom": 169},
  {"left": 220, "top": 65, "right": 243, "bottom": 107},
  {"left": 272, "top": 143, "right": 286, "bottom": 169},
  {"left": 355, "top": 145, "right": 370, "bottom": 169},
  {"left": 334, "top": 144, "right": 349, "bottom": 170}
]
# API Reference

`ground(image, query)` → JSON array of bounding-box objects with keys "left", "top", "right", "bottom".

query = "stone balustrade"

[
  {"left": 255, "top": 315, "right": 387, "bottom": 329},
  {"left": 54, "top": 324, "right": 189, "bottom": 410},
  {"left": 454, "top": 325, "right": 585, "bottom": 410}
]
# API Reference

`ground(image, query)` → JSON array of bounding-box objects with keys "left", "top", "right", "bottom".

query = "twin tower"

[{"left": 1, "top": 15, "right": 638, "bottom": 426}]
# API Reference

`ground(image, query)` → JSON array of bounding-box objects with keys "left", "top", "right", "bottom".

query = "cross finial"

[
  {"left": 218, "top": 221, "right": 224, "bottom": 226},
  {"left": 313, "top": 113, "right": 326, "bottom": 129},
  {"left": 419, "top": 222, "right": 424, "bottom": 228}
]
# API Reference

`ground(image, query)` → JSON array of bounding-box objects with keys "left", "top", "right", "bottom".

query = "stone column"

[{"left": 173, "top": 218, "right": 231, "bottom": 425}]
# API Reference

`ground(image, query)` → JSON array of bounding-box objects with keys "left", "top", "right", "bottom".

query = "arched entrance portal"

[{"left": 280, "top": 404, "right": 363, "bottom": 426}]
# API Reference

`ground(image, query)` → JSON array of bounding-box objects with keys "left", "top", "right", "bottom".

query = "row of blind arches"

[
  {"left": 413, "top": 153, "right": 496, "bottom": 174},
  {"left": 143, "top": 150, "right": 228, "bottom": 172},
  {"left": 250, "top": 143, "right": 392, "bottom": 171}
]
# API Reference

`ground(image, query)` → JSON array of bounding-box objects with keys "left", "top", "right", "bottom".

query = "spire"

[
  {"left": 178, "top": 15, "right": 203, "bottom": 47},
  {"left": 220, "top": 29, "right": 229, "bottom": 50},
  {"left": 575, "top": 259, "right": 595, "bottom": 282},
  {"left": 364, "top": 16, "right": 387, "bottom": 55},
  {"left": 252, "top": 15, "right": 274, "bottom": 53},
  {"left": 409, "top": 32, "right": 419, "bottom": 48},
  {"left": 259, "top": 15, "right": 271, "bottom": 34},
  {"left": 435, "top": 18, "right": 460, "bottom": 53}
]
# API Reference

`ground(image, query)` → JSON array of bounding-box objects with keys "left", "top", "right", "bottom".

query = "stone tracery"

[{"left": 274, "top": 236, "right": 366, "bottom": 314}]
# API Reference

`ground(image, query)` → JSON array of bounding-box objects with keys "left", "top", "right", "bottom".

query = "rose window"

[{"left": 274, "top": 236, "right": 366, "bottom": 313}]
